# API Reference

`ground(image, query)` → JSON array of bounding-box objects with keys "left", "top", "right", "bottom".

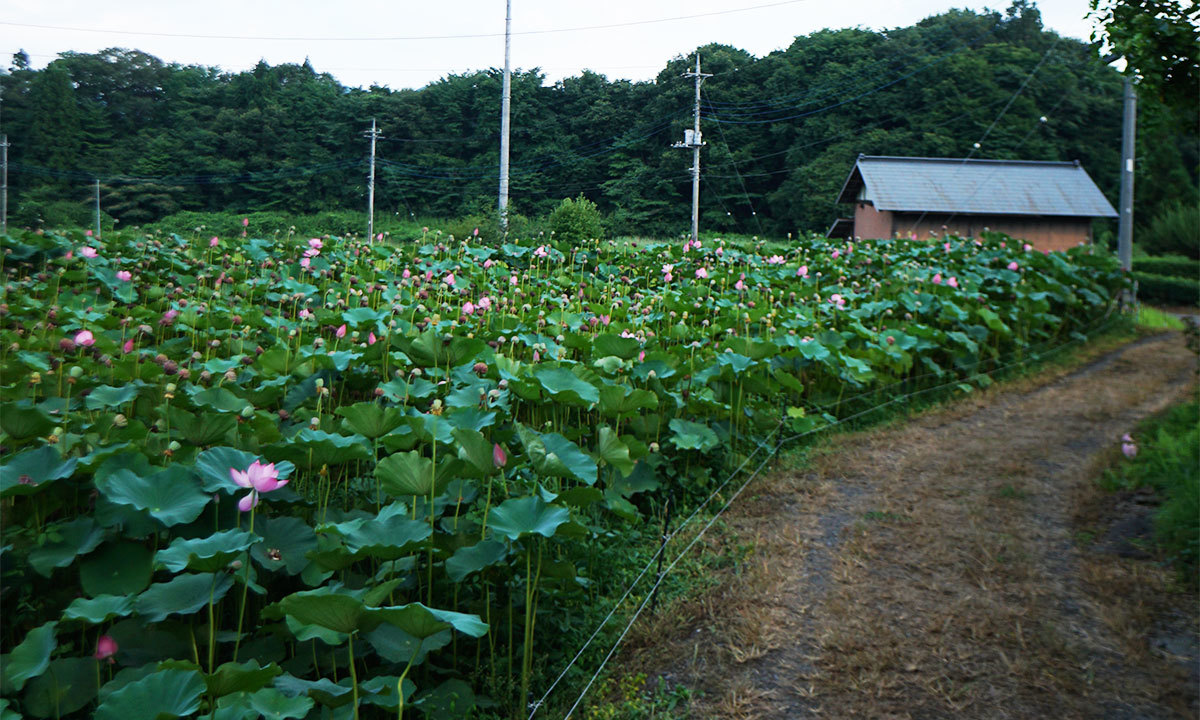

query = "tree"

[{"left": 1089, "top": 0, "right": 1200, "bottom": 111}]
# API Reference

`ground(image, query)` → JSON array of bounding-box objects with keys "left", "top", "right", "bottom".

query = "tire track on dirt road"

[{"left": 634, "top": 332, "right": 1198, "bottom": 719}]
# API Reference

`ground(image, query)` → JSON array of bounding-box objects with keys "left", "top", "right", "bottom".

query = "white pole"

[
  {"left": 367, "top": 118, "right": 378, "bottom": 241},
  {"left": 498, "top": 0, "right": 513, "bottom": 232}
]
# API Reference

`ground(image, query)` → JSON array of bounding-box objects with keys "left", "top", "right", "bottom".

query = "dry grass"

[{"left": 621, "top": 332, "right": 1199, "bottom": 720}]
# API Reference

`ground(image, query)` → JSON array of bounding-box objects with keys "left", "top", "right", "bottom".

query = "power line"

[{"left": 0, "top": 1, "right": 812, "bottom": 42}]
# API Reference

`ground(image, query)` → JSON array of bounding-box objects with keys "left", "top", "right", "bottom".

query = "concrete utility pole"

[
  {"left": 93, "top": 179, "right": 101, "bottom": 239},
  {"left": 498, "top": 0, "right": 513, "bottom": 232},
  {"left": 1117, "top": 77, "right": 1136, "bottom": 279},
  {"left": 364, "top": 118, "right": 382, "bottom": 241},
  {"left": 673, "top": 54, "right": 711, "bottom": 244},
  {"left": 1, "top": 135, "right": 9, "bottom": 236}
]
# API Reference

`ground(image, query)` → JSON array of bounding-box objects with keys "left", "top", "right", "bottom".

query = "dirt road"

[{"left": 632, "top": 332, "right": 1198, "bottom": 719}]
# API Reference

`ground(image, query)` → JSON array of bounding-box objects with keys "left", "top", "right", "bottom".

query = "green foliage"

[
  {"left": 1088, "top": 0, "right": 1200, "bottom": 112},
  {"left": 549, "top": 195, "right": 606, "bottom": 244},
  {"left": 1135, "top": 254, "right": 1199, "bottom": 277},
  {"left": 1139, "top": 202, "right": 1200, "bottom": 259},
  {"left": 2, "top": 5, "right": 1195, "bottom": 241},
  {"left": 1132, "top": 271, "right": 1200, "bottom": 306},
  {"left": 1104, "top": 396, "right": 1200, "bottom": 582}
]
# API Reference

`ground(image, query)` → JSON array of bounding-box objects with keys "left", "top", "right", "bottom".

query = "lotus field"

[{"left": 0, "top": 227, "right": 1124, "bottom": 718}]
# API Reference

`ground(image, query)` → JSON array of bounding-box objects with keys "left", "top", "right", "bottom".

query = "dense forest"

[{"left": 1, "top": 1, "right": 1196, "bottom": 241}]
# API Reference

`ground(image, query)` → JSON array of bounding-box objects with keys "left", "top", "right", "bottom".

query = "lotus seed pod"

[
  {"left": 168, "top": 440, "right": 182, "bottom": 452},
  {"left": 69, "top": 366, "right": 83, "bottom": 379},
  {"left": 165, "top": 383, "right": 177, "bottom": 393},
  {"left": 240, "top": 406, "right": 254, "bottom": 418}
]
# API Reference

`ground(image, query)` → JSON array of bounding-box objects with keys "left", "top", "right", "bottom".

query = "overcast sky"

[{"left": 2, "top": 0, "right": 1103, "bottom": 89}]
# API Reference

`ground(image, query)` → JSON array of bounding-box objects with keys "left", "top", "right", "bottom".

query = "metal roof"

[{"left": 835, "top": 155, "right": 1118, "bottom": 218}]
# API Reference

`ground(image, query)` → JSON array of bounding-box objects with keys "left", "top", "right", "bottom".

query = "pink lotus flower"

[
  {"left": 299, "top": 308, "right": 311, "bottom": 319},
  {"left": 85, "top": 229, "right": 94, "bottom": 237},
  {"left": 947, "top": 276, "right": 959, "bottom": 288},
  {"left": 163, "top": 309, "right": 179, "bottom": 322},
  {"left": 463, "top": 302, "right": 475, "bottom": 315},
  {"left": 94, "top": 635, "right": 118, "bottom": 663},
  {"left": 510, "top": 275, "right": 519, "bottom": 286},
  {"left": 663, "top": 272, "right": 673, "bottom": 282},
  {"left": 829, "top": 294, "right": 846, "bottom": 308},
  {"left": 933, "top": 273, "right": 942, "bottom": 285},
  {"left": 767, "top": 255, "right": 784, "bottom": 265},
  {"left": 533, "top": 246, "right": 548, "bottom": 259},
  {"left": 376, "top": 233, "right": 383, "bottom": 241},
  {"left": 599, "top": 314, "right": 610, "bottom": 326},
  {"left": 638, "top": 350, "right": 646, "bottom": 362},
  {"left": 1000, "top": 242, "right": 1006, "bottom": 248},
  {"left": 695, "top": 267, "right": 709, "bottom": 279},
  {"left": 532, "top": 350, "right": 540, "bottom": 363},
  {"left": 402, "top": 268, "right": 412, "bottom": 279},
  {"left": 308, "top": 238, "right": 323, "bottom": 250},
  {"left": 473, "top": 227, "right": 480, "bottom": 237},
  {"left": 443, "top": 273, "right": 456, "bottom": 286},
  {"left": 242, "top": 217, "right": 250, "bottom": 227},
  {"left": 122, "top": 339, "right": 134, "bottom": 354},
  {"left": 209, "top": 236, "right": 219, "bottom": 247},
  {"left": 735, "top": 279, "right": 746, "bottom": 291},
  {"left": 65, "top": 250, "right": 74, "bottom": 260},
  {"left": 300, "top": 257, "right": 311, "bottom": 268},
  {"left": 230, "top": 460, "right": 285, "bottom": 512},
  {"left": 116, "top": 270, "right": 132, "bottom": 282},
  {"left": 368, "top": 332, "right": 377, "bottom": 345},
  {"left": 716, "top": 247, "right": 724, "bottom": 256},
  {"left": 1007, "top": 262, "right": 1019, "bottom": 271},
  {"left": 944, "top": 242, "right": 951, "bottom": 252},
  {"left": 75, "top": 330, "right": 95, "bottom": 347},
  {"left": 80, "top": 247, "right": 98, "bottom": 259},
  {"left": 483, "top": 259, "right": 494, "bottom": 269},
  {"left": 797, "top": 265, "right": 809, "bottom": 278},
  {"left": 831, "top": 249, "right": 840, "bottom": 259},
  {"left": 1122, "top": 442, "right": 1138, "bottom": 459},
  {"left": 493, "top": 443, "right": 507, "bottom": 468},
  {"left": 335, "top": 324, "right": 347, "bottom": 338},
  {"left": 478, "top": 296, "right": 493, "bottom": 311},
  {"left": 1023, "top": 243, "right": 1032, "bottom": 252}
]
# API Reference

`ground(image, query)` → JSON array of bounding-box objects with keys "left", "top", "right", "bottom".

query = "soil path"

[{"left": 634, "top": 332, "right": 1198, "bottom": 719}]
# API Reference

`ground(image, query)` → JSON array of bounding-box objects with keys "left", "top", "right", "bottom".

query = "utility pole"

[
  {"left": 2, "top": 85, "right": 9, "bottom": 235},
  {"left": 93, "top": 179, "right": 101, "bottom": 239},
  {"left": 673, "top": 54, "right": 711, "bottom": 244},
  {"left": 1, "top": 135, "right": 8, "bottom": 236},
  {"left": 363, "top": 118, "right": 382, "bottom": 241},
  {"left": 1117, "top": 77, "right": 1136, "bottom": 284},
  {"left": 498, "top": 0, "right": 512, "bottom": 232}
]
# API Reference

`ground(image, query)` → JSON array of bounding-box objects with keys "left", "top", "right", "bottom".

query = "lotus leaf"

[
  {"left": 96, "top": 465, "right": 209, "bottom": 527},
  {"left": 79, "top": 541, "right": 154, "bottom": 597},
  {"left": 94, "top": 668, "right": 205, "bottom": 720},
  {"left": 486, "top": 496, "right": 571, "bottom": 541},
  {"left": 2, "top": 622, "right": 56, "bottom": 692},
  {"left": 21, "top": 658, "right": 96, "bottom": 718},
  {"left": 668, "top": 418, "right": 720, "bottom": 452},
  {"left": 444, "top": 539, "right": 509, "bottom": 582},
  {"left": 61, "top": 594, "right": 135, "bottom": 624},
  {"left": 28, "top": 517, "right": 106, "bottom": 576},
  {"left": 0, "top": 403, "right": 55, "bottom": 440},
  {"left": 136, "top": 572, "right": 234, "bottom": 623},
  {"left": 0, "top": 446, "right": 77, "bottom": 498},
  {"left": 156, "top": 529, "right": 259, "bottom": 573}
]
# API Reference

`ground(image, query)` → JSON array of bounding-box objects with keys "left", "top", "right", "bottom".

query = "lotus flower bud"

[
  {"left": 168, "top": 440, "right": 182, "bottom": 452},
  {"left": 113, "top": 414, "right": 128, "bottom": 428},
  {"left": 240, "top": 406, "right": 254, "bottom": 418}
]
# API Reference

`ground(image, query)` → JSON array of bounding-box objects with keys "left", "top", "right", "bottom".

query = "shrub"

[
  {"left": 1132, "top": 271, "right": 1200, "bottom": 306},
  {"left": 1139, "top": 201, "right": 1200, "bottom": 259},
  {"left": 549, "top": 195, "right": 605, "bottom": 245},
  {"left": 1135, "top": 255, "right": 1199, "bottom": 278}
]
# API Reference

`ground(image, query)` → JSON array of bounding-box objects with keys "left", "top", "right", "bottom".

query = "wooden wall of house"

[
  {"left": 852, "top": 202, "right": 893, "bottom": 240},
  {"left": 887, "top": 214, "right": 1092, "bottom": 252}
]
